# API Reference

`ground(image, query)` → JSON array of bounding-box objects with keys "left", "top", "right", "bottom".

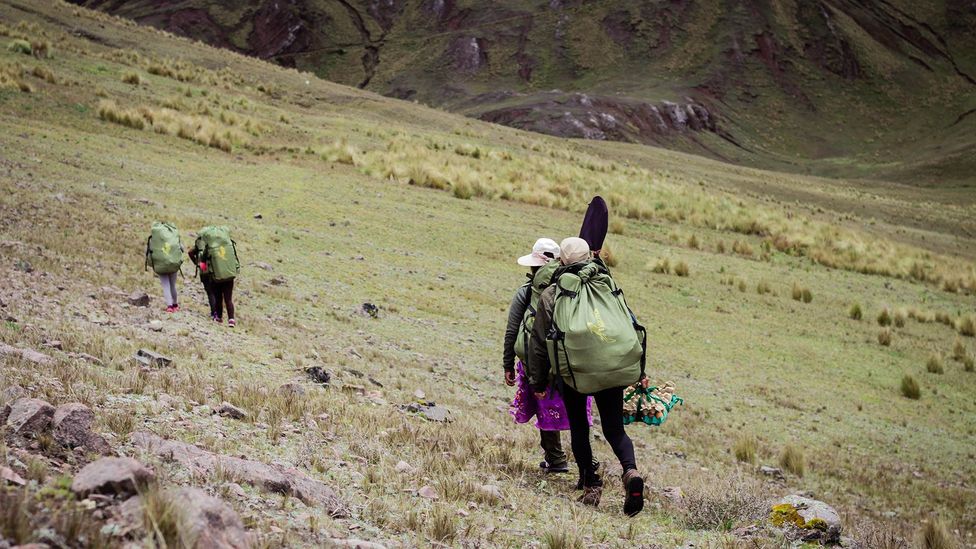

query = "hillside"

[
  {"left": 69, "top": 0, "right": 976, "bottom": 186},
  {"left": 1, "top": 1, "right": 976, "bottom": 548}
]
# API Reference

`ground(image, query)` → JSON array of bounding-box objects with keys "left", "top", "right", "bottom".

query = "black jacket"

[{"left": 503, "top": 279, "right": 531, "bottom": 372}]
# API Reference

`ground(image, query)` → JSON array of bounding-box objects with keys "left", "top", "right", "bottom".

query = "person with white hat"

[{"left": 504, "top": 238, "right": 570, "bottom": 473}]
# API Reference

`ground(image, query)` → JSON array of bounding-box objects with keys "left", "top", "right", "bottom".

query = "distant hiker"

[
  {"left": 187, "top": 245, "right": 218, "bottom": 321},
  {"left": 192, "top": 226, "right": 240, "bottom": 328},
  {"left": 506, "top": 238, "right": 594, "bottom": 477},
  {"left": 145, "top": 222, "right": 184, "bottom": 313},
  {"left": 528, "top": 236, "right": 648, "bottom": 516}
]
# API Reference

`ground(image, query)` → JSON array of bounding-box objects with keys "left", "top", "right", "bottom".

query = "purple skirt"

[{"left": 510, "top": 361, "right": 593, "bottom": 431}]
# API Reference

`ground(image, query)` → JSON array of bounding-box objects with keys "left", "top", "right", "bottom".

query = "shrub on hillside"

[
  {"left": 901, "top": 375, "right": 921, "bottom": 399},
  {"left": 737, "top": 279, "right": 747, "bottom": 292},
  {"left": 917, "top": 517, "right": 957, "bottom": 549},
  {"left": 715, "top": 240, "right": 727, "bottom": 254},
  {"left": 732, "top": 240, "right": 754, "bottom": 257},
  {"left": 733, "top": 435, "right": 757, "bottom": 464},
  {"left": 877, "top": 308, "right": 892, "bottom": 327},
  {"left": 957, "top": 316, "right": 975, "bottom": 337},
  {"left": 674, "top": 261, "right": 689, "bottom": 277},
  {"left": 926, "top": 354, "right": 944, "bottom": 375},
  {"left": 779, "top": 445, "right": 804, "bottom": 477},
  {"left": 893, "top": 309, "right": 907, "bottom": 328},
  {"left": 878, "top": 329, "right": 892, "bottom": 346},
  {"left": 30, "top": 40, "right": 51, "bottom": 59},
  {"left": 121, "top": 71, "right": 142, "bottom": 85},
  {"left": 687, "top": 234, "right": 700, "bottom": 249},
  {"left": 792, "top": 283, "right": 803, "bottom": 301},
  {"left": 952, "top": 340, "right": 966, "bottom": 361},
  {"left": 756, "top": 281, "right": 771, "bottom": 295},
  {"left": 849, "top": 303, "right": 863, "bottom": 320},
  {"left": 650, "top": 258, "right": 670, "bottom": 274},
  {"left": 30, "top": 65, "right": 55, "bottom": 83},
  {"left": 97, "top": 100, "right": 145, "bottom": 130},
  {"left": 608, "top": 219, "right": 625, "bottom": 235},
  {"left": 964, "top": 355, "right": 974, "bottom": 373},
  {"left": 7, "top": 39, "right": 30, "bottom": 55},
  {"left": 599, "top": 245, "right": 618, "bottom": 268},
  {"left": 670, "top": 477, "right": 767, "bottom": 530}
]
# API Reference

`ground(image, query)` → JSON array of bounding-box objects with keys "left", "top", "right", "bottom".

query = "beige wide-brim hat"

[{"left": 517, "top": 238, "right": 561, "bottom": 267}]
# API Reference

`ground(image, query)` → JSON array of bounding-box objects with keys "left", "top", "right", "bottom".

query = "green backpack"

[
  {"left": 145, "top": 222, "right": 183, "bottom": 275},
  {"left": 514, "top": 261, "right": 560, "bottom": 363},
  {"left": 194, "top": 226, "right": 240, "bottom": 282},
  {"left": 546, "top": 260, "right": 646, "bottom": 394}
]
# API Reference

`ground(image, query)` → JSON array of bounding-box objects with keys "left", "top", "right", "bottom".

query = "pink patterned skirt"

[{"left": 510, "top": 361, "right": 593, "bottom": 431}]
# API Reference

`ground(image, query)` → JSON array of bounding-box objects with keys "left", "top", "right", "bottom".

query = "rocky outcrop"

[
  {"left": 5, "top": 398, "right": 55, "bottom": 437},
  {"left": 132, "top": 432, "right": 343, "bottom": 515},
  {"left": 71, "top": 457, "right": 155, "bottom": 498},
  {"left": 770, "top": 494, "right": 843, "bottom": 544},
  {"left": 53, "top": 403, "right": 113, "bottom": 455},
  {"left": 169, "top": 487, "right": 251, "bottom": 549},
  {"left": 447, "top": 36, "right": 488, "bottom": 73}
]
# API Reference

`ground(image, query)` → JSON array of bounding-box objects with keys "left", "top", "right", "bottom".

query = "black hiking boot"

[
  {"left": 622, "top": 468, "right": 645, "bottom": 517},
  {"left": 577, "top": 468, "right": 603, "bottom": 507},
  {"left": 540, "top": 460, "right": 570, "bottom": 474},
  {"left": 576, "top": 460, "right": 601, "bottom": 489}
]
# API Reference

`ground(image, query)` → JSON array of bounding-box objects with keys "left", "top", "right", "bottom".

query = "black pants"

[
  {"left": 213, "top": 278, "right": 235, "bottom": 320},
  {"left": 563, "top": 383, "right": 636, "bottom": 476},
  {"left": 201, "top": 276, "right": 218, "bottom": 317}
]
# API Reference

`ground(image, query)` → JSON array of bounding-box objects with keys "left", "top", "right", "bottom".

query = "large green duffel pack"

[
  {"left": 514, "top": 260, "right": 559, "bottom": 363},
  {"left": 145, "top": 222, "right": 183, "bottom": 275},
  {"left": 194, "top": 226, "right": 239, "bottom": 281},
  {"left": 547, "top": 260, "right": 646, "bottom": 394}
]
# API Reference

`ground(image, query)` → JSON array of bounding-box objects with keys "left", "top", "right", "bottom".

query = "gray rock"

[
  {"left": 67, "top": 352, "right": 104, "bottom": 366},
  {"left": 71, "top": 457, "right": 155, "bottom": 498},
  {"left": 1, "top": 465, "right": 26, "bottom": 486},
  {"left": 1, "top": 384, "right": 27, "bottom": 404},
  {"left": 133, "top": 349, "right": 172, "bottom": 368},
  {"left": 147, "top": 320, "right": 163, "bottom": 332},
  {"left": 127, "top": 292, "right": 150, "bottom": 307},
  {"left": 53, "top": 403, "right": 112, "bottom": 455},
  {"left": 5, "top": 398, "right": 55, "bottom": 437},
  {"left": 269, "top": 276, "right": 287, "bottom": 286},
  {"left": 13, "top": 259, "right": 33, "bottom": 273},
  {"left": 773, "top": 494, "right": 842, "bottom": 544},
  {"left": 277, "top": 383, "right": 305, "bottom": 397},
  {"left": 169, "top": 487, "right": 251, "bottom": 548},
  {"left": 131, "top": 432, "right": 341, "bottom": 514},
  {"left": 217, "top": 402, "right": 248, "bottom": 420},
  {"left": 760, "top": 465, "right": 785, "bottom": 480},
  {"left": 0, "top": 343, "right": 53, "bottom": 366}
]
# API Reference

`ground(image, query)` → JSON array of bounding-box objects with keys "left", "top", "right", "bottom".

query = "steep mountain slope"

[{"left": 71, "top": 0, "right": 976, "bottom": 185}]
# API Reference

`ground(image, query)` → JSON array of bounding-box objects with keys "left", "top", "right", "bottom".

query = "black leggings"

[
  {"left": 213, "top": 278, "right": 235, "bottom": 320},
  {"left": 563, "top": 383, "right": 636, "bottom": 474},
  {"left": 201, "top": 276, "right": 218, "bottom": 317}
]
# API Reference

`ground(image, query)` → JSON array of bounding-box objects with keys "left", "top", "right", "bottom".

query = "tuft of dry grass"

[
  {"left": 650, "top": 258, "right": 670, "bottom": 274},
  {"left": 952, "top": 339, "right": 966, "bottom": 361},
  {"left": 733, "top": 435, "right": 757, "bottom": 464},
  {"left": 98, "top": 99, "right": 146, "bottom": 130},
  {"left": 901, "top": 375, "right": 921, "bottom": 399},
  {"left": 957, "top": 316, "right": 975, "bottom": 337},
  {"left": 756, "top": 281, "right": 771, "bottom": 295},
  {"left": 542, "top": 528, "right": 585, "bottom": 549},
  {"left": 687, "top": 234, "right": 700, "bottom": 249},
  {"left": 878, "top": 308, "right": 892, "bottom": 327},
  {"left": 609, "top": 219, "right": 625, "bottom": 235},
  {"left": 670, "top": 476, "right": 768, "bottom": 530},
  {"left": 893, "top": 308, "right": 907, "bottom": 328},
  {"left": 599, "top": 245, "right": 618, "bottom": 267},
  {"left": 917, "top": 517, "right": 957, "bottom": 549},
  {"left": 674, "top": 260, "right": 689, "bottom": 277},
  {"left": 878, "top": 328, "right": 892, "bottom": 346},
  {"left": 779, "top": 444, "right": 805, "bottom": 477},
  {"left": 849, "top": 303, "right": 863, "bottom": 320},
  {"left": 121, "top": 71, "right": 142, "bottom": 85},
  {"left": 427, "top": 504, "right": 457, "bottom": 543},
  {"left": 926, "top": 354, "right": 944, "bottom": 374}
]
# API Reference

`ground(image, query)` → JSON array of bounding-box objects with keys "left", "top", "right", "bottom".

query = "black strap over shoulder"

[
  {"left": 144, "top": 236, "right": 152, "bottom": 272},
  {"left": 634, "top": 322, "right": 648, "bottom": 379}
]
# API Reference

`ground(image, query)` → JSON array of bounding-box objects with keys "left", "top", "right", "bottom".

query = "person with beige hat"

[{"left": 527, "top": 236, "right": 647, "bottom": 516}]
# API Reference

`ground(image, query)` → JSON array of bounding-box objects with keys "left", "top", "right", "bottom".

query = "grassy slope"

[{"left": 1, "top": 1, "right": 975, "bottom": 547}]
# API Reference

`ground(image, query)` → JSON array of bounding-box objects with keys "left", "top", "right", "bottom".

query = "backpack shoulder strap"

[{"left": 145, "top": 236, "right": 152, "bottom": 271}]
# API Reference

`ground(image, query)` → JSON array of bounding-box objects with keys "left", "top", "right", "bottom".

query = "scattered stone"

[
  {"left": 67, "top": 352, "right": 104, "bottom": 366},
  {"left": 71, "top": 457, "right": 155, "bottom": 498},
  {"left": 226, "top": 482, "right": 247, "bottom": 499},
  {"left": 0, "top": 343, "right": 53, "bottom": 366},
  {"left": 394, "top": 461, "right": 413, "bottom": 474},
  {"left": 132, "top": 432, "right": 342, "bottom": 514},
  {"left": 760, "top": 465, "right": 785, "bottom": 480},
  {"left": 168, "top": 487, "right": 250, "bottom": 549},
  {"left": 413, "top": 389, "right": 426, "bottom": 400},
  {"left": 403, "top": 401, "right": 453, "bottom": 423},
  {"left": 217, "top": 402, "right": 248, "bottom": 420},
  {"left": 147, "top": 320, "right": 163, "bottom": 332},
  {"left": 5, "top": 398, "right": 55, "bottom": 437},
  {"left": 52, "top": 403, "right": 112, "bottom": 454},
  {"left": 346, "top": 368, "right": 364, "bottom": 378},
  {"left": 1, "top": 465, "right": 26, "bottom": 486},
  {"left": 660, "top": 486, "right": 683, "bottom": 502},
  {"left": 770, "top": 495, "right": 842, "bottom": 544},
  {"left": 269, "top": 276, "right": 287, "bottom": 286},
  {"left": 305, "top": 367, "right": 331, "bottom": 385},
  {"left": 127, "top": 291, "right": 150, "bottom": 307},
  {"left": 14, "top": 259, "right": 33, "bottom": 273},
  {"left": 361, "top": 303, "right": 378, "bottom": 318},
  {"left": 277, "top": 383, "right": 305, "bottom": 397},
  {"left": 368, "top": 377, "right": 383, "bottom": 388},
  {"left": 418, "top": 485, "right": 439, "bottom": 499},
  {"left": 477, "top": 484, "right": 503, "bottom": 501},
  {"left": 2, "top": 384, "right": 27, "bottom": 403},
  {"left": 329, "top": 540, "right": 387, "bottom": 549},
  {"left": 133, "top": 349, "right": 172, "bottom": 368},
  {"left": 41, "top": 340, "right": 63, "bottom": 350},
  {"left": 342, "top": 384, "right": 366, "bottom": 396},
  {"left": 253, "top": 262, "right": 273, "bottom": 271},
  {"left": 253, "top": 213, "right": 263, "bottom": 219}
]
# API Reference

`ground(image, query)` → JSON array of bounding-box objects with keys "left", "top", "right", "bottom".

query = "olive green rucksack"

[
  {"left": 145, "top": 222, "right": 183, "bottom": 276},
  {"left": 194, "top": 226, "right": 239, "bottom": 282},
  {"left": 546, "top": 260, "right": 646, "bottom": 394},
  {"left": 514, "top": 261, "right": 559, "bottom": 363}
]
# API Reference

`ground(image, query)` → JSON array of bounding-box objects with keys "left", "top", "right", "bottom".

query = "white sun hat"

[{"left": 517, "top": 238, "right": 561, "bottom": 267}]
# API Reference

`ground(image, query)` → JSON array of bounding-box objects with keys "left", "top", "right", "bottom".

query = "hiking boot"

[
  {"left": 539, "top": 461, "right": 569, "bottom": 474},
  {"left": 576, "top": 460, "right": 601, "bottom": 489},
  {"left": 622, "top": 469, "right": 645, "bottom": 517},
  {"left": 577, "top": 468, "right": 603, "bottom": 507},
  {"left": 165, "top": 305, "right": 175, "bottom": 313},
  {"left": 228, "top": 318, "right": 236, "bottom": 328},
  {"left": 214, "top": 316, "right": 223, "bottom": 324},
  {"left": 173, "top": 304, "right": 180, "bottom": 312}
]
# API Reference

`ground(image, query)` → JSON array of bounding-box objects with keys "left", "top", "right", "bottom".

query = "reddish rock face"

[
  {"left": 71, "top": 457, "right": 155, "bottom": 498},
  {"left": 5, "top": 398, "right": 55, "bottom": 437}
]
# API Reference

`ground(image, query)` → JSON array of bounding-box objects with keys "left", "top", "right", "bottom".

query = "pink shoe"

[
  {"left": 214, "top": 316, "right": 223, "bottom": 324},
  {"left": 228, "top": 319, "right": 236, "bottom": 328},
  {"left": 165, "top": 306, "right": 175, "bottom": 313},
  {"left": 173, "top": 304, "right": 180, "bottom": 312}
]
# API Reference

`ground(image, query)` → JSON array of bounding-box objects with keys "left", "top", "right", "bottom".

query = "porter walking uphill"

[{"left": 145, "top": 222, "right": 184, "bottom": 313}]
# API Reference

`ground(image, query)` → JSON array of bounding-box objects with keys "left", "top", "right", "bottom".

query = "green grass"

[{"left": 0, "top": 2, "right": 973, "bottom": 546}]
